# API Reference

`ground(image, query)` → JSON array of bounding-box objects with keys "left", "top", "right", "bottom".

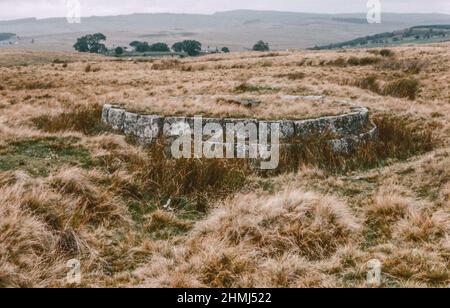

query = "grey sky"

[{"left": 0, "top": 0, "right": 449, "bottom": 21}]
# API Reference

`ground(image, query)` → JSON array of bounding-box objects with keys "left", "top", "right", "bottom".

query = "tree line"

[{"left": 73, "top": 33, "right": 271, "bottom": 56}]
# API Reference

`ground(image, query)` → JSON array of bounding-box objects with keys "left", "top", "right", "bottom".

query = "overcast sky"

[{"left": 0, "top": 0, "right": 449, "bottom": 21}]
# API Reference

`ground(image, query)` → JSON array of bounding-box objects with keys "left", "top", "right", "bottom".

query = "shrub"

[{"left": 383, "top": 78, "right": 420, "bottom": 100}]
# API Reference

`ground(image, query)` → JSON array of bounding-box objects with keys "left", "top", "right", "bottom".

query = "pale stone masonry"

[{"left": 101, "top": 101, "right": 378, "bottom": 153}]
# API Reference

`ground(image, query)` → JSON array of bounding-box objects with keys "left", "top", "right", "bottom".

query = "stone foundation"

[{"left": 101, "top": 100, "right": 378, "bottom": 153}]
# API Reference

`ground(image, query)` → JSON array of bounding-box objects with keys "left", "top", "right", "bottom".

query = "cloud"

[{"left": 0, "top": 0, "right": 449, "bottom": 20}]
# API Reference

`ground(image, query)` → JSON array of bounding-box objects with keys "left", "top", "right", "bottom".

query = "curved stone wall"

[{"left": 101, "top": 101, "right": 378, "bottom": 153}]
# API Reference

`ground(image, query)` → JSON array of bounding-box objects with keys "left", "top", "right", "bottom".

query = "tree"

[
  {"left": 172, "top": 40, "right": 202, "bottom": 56},
  {"left": 74, "top": 33, "right": 107, "bottom": 54},
  {"left": 130, "top": 41, "right": 141, "bottom": 48},
  {"left": 115, "top": 47, "right": 124, "bottom": 55},
  {"left": 252, "top": 40, "right": 270, "bottom": 52},
  {"left": 171, "top": 42, "right": 184, "bottom": 53},
  {"left": 129, "top": 41, "right": 151, "bottom": 52},
  {"left": 149, "top": 42, "right": 170, "bottom": 52},
  {"left": 221, "top": 47, "right": 230, "bottom": 53}
]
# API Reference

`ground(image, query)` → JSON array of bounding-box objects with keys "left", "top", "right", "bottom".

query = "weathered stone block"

[
  {"left": 108, "top": 108, "right": 125, "bottom": 130},
  {"left": 163, "top": 117, "right": 192, "bottom": 137},
  {"left": 136, "top": 115, "right": 163, "bottom": 144},
  {"left": 123, "top": 112, "right": 139, "bottom": 135},
  {"left": 224, "top": 118, "right": 258, "bottom": 141},
  {"left": 102, "top": 104, "right": 112, "bottom": 124},
  {"left": 258, "top": 120, "right": 295, "bottom": 140}
]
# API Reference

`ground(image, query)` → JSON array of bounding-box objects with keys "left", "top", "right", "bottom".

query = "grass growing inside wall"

[{"left": 270, "top": 114, "right": 437, "bottom": 175}]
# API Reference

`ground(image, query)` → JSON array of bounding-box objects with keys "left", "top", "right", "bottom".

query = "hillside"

[
  {"left": 0, "top": 32, "right": 15, "bottom": 41},
  {"left": 313, "top": 25, "right": 450, "bottom": 50},
  {"left": 0, "top": 43, "right": 449, "bottom": 287},
  {"left": 1, "top": 10, "right": 450, "bottom": 51}
]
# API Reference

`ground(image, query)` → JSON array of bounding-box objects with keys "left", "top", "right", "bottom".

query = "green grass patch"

[{"left": 0, "top": 137, "right": 92, "bottom": 176}]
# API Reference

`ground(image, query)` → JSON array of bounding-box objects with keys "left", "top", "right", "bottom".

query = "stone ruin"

[{"left": 101, "top": 97, "right": 378, "bottom": 154}]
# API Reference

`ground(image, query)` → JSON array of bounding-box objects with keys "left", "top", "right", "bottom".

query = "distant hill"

[
  {"left": 0, "top": 33, "right": 16, "bottom": 41},
  {"left": 1, "top": 10, "right": 450, "bottom": 51},
  {"left": 312, "top": 25, "right": 450, "bottom": 50}
]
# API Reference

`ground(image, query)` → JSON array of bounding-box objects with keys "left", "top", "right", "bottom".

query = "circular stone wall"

[{"left": 101, "top": 97, "right": 378, "bottom": 153}]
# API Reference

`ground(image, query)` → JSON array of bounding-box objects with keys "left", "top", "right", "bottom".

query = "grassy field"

[{"left": 0, "top": 43, "right": 449, "bottom": 287}]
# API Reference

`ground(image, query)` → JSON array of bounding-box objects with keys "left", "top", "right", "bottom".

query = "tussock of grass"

[
  {"left": 364, "top": 191, "right": 411, "bottom": 245},
  {"left": 95, "top": 140, "right": 250, "bottom": 211},
  {"left": 382, "top": 247, "right": 449, "bottom": 285},
  {"left": 377, "top": 59, "right": 424, "bottom": 74},
  {"left": 383, "top": 78, "right": 420, "bottom": 100},
  {"left": 275, "top": 72, "right": 305, "bottom": 80},
  {"left": 329, "top": 56, "right": 381, "bottom": 67},
  {"left": 234, "top": 83, "right": 279, "bottom": 93},
  {"left": 272, "top": 114, "right": 436, "bottom": 174},
  {"left": 348, "top": 56, "right": 381, "bottom": 66},
  {"left": 135, "top": 189, "right": 361, "bottom": 287},
  {"left": 181, "top": 64, "right": 207, "bottom": 72},
  {"left": 32, "top": 104, "right": 108, "bottom": 135},
  {"left": 368, "top": 49, "right": 395, "bottom": 57},
  {"left": 13, "top": 80, "right": 55, "bottom": 90},
  {"left": 152, "top": 59, "right": 181, "bottom": 70},
  {"left": 396, "top": 210, "right": 449, "bottom": 243},
  {"left": 354, "top": 76, "right": 420, "bottom": 100},
  {"left": 356, "top": 75, "right": 381, "bottom": 93},
  {"left": 144, "top": 210, "right": 193, "bottom": 240}
]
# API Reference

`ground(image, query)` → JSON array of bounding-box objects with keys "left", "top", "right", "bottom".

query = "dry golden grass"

[{"left": 0, "top": 44, "right": 449, "bottom": 288}]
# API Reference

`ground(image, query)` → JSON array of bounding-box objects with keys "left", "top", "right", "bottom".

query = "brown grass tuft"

[
  {"left": 134, "top": 189, "right": 361, "bottom": 287},
  {"left": 365, "top": 191, "right": 411, "bottom": 243},
  {"left": 275, "top": 72, "right": 305, "bottom": 80},
  {"left": 396, "top": 210, "right": 449, "bottom": 243},
  {"left": 32, "top": 104, "right": 108, "bottom": 135},
  {"left": 383, "top": 78, "right": 420, "bottom": 100},
  {"left": 152, "top": 59, "right": 181, "bottom": 70},
  {"left": 95, "top": 140, "right": 250, "bottom": 211},
  {"left": 356, "top": 75, "right": 381, "bottom": 93}
]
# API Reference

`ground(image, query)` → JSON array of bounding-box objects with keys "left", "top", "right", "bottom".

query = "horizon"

[
  {"left": 1, "top": 0, "right": 450, "bottom": 22},
  {"left": 1, "top": 9, "right": 450, "bottom": 23}
]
